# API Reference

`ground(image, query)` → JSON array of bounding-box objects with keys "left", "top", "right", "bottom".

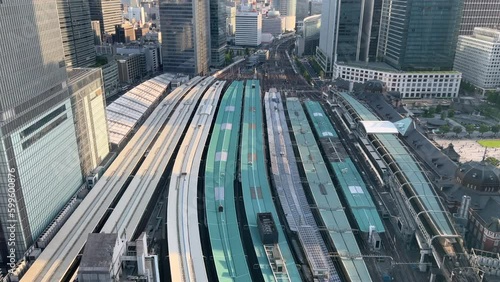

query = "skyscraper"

[
  {"left": 316, "top": 0, "right": 378, "bottom": 74},
  {"left": 57, "top": 0, "right": 97, "bottom": 67},
  {"left": 275, "top": 0, "right": 296, "bottom": 31},
  {"left": 0, "top": 0, "right": 82, "bottom": 263},
  {"left": 89, "top": 0, "right": 123, "bottom": 37},
  {"left": 210, "top": 0, "right": 227, "bottom": 67},
  {"left": 316, "top": 0, "right": 340, "bottom": 74},
  {"left": 378, "top": 0, "right": 463, "bottom": 71},
  {"left": 460, "top": 0, "right": 500, "bottom": 36},
  {"left": 160, "top": 0, "right": 210, "bottom": 75}
]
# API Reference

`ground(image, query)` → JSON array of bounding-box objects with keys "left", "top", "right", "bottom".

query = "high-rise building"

[
  {"left": 316, "top": 0, "right": 380, "bottom": 69},
  {"left": 68, "top": 68, "right": 110, "bottom": 176},
  {"left": 226, "top": 5, "right": 237, "bottom": 36},
  {"left": 0, "top": 0, "right": 83, "bottom": 263},
  {"left": 378, "top": 0, "right": 463, "bottom": 71},
  {"left": 114, "top": 22, "right": 136, "bottom": 43},
  {"left": 316, "top": 0, "right": 340, "bottom": 74},
  {"left": 262, "top": 10, "right": 284, "bottom": 36},
  {"left": 274, "top": 0, "right": 296, "bottom": 31},
  {"left": 57, "top": 0, "right": 97, "bottom": 67},
  {"left": 210, "top": 0, "right": 227, "bottom": 67},
  {"left": 236, "top": 11, "right": 262, "bottom": 46},
  {"left": 460, "top": 0, "right": 500, "bottom": 36},
  {"left": 454, "top": 28, "right": 500, "bottom": 94},
  {"left": 160, "top": 0, "right": 210, "bottom": 75},
  {"left": 89, "top": 0, "right": 123, "bottom": 37},
  {"left": 91, "top": 20, "right": 103, "bottom": 45},
  {"left": 296, "top": 14, "right": 321, "bottom": 56}
]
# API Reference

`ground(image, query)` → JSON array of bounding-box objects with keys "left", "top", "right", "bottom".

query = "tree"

[
  {"left": 479, "top": 124, "right": 490, "bottom": 136},
  {"left": 435, "top": 104, "right": 443, "bottom": 114},
  {"left": 453, "top": 126, "right": 463, "bottom": 136},
  {"left": 224, "top": 53, "right": 233, "bottom": 65},
  {"left": 485, "top": 157, "right": 500, "bottom": 167},
  {"left": 491, "top": 124, "right": 500, "bottom": 136},
  {"left": 465, "top": 124, "right": 475, "bottom": 136},
  {"left": 447, "top": 109, "right": 455, "bottom": 118},
  {"left": 245, "top": 47, "right": 250, "bottom": 56},
  {"left": 440, "top": 112, "right": 447, "bottom": 120},
  {"left": 439, "top": 125, "right": 450, "bottom": 135}
]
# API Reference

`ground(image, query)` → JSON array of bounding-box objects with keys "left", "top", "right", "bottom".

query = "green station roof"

[
  {"left": 287, "top": 98, "right": 372, "bottom": 282},
  {"left": 338, "top": 92, "right": 455, "bottom": 236},
  {"left": 240, "top": 80, "right": 300, "bottom": 282},
  {"left": 205, "top": 81, "right": 251, "bottom": 281}
]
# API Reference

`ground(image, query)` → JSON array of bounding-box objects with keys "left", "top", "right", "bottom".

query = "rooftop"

[{"left": 80, "top": 233, "right": 117, "bottom": 268}]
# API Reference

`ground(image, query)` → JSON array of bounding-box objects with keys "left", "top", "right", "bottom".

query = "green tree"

[
  {"left": 453, "top": 126, "right": 463, "bottom": 136},
  {"left": 435, "top": 104, "right": 443, "bottom": 114},
  {"left": 439, "top": 125, "right": 450, "bottom": 135},
  {"left": 428, "top": 107, "right": 436, "bottom": 116},
  {"left": 485, "top": 157, "right": 500, "bottom": 167},
  {"left": 245, "top": 47, "right": 250, "bottom": 56},
  {"left": 440, "top": 112, "right": 447, "bottom": 120},
  {"left": 224, "top": 53, "right": 233, "bottom": 65},
  {"left": 447, "top": 109, "right": 455, "bottom": 118},
  {"left": 479, "top": 124, "right": 490, "bottom": 136},
  {"left": 465, "top": 124, "right": 475, "bottom": 136},
  {"left": 491, "top": 124, "right": 500, "bottom": 136}
]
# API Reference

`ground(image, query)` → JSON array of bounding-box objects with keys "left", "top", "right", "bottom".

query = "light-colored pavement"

[{"left": 434, "top": 138, "right": 500, "bottom": 162}]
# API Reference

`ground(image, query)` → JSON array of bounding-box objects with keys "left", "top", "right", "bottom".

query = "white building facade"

[
  {"left": 454, "top": 28, "right": 500, "bottom": 94},
  {"left": 316, "top": 0, "right": 340, "bottom": 75},
  {"left": 236, "top": 11, "right": 262, "bottom": 46},
  {"left": 335, "top": 64, "right": 462, "bottom": 99}
]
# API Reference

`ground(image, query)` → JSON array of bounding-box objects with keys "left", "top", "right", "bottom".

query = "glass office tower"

[
  {"left": 378, "top": 0, "right": 464, "bottom": 71},
  {"left": 57, "top": 0, "right": 97, "bottom": 67},
  {"left": 336, "top": 0, "right": 364, "bottom": 63},
  {"left": 210, "top": 0, "right": 227, "bottom": 67},
  {"left": 160, "top": 0, "right": 210, "bottom": 75},
  {"left": 0, "top": 0, "right": 82, "bottom": 263}
]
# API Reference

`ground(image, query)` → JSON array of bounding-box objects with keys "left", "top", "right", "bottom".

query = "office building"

[
  {"left": 316, "top": 0, "right": 379, "bottom": 70},
  {"left": 116, "top": 44, "right": 161, "bottom": 74},
  {"left": 296, "top": 14, "right": 321, "bottom": 56},
  {"left": 91, "top": 20, "right": 102, "bottom": 45},
  {"left": 160, "top": 0, "right": 210, "bottom": 75},
  {"left": 117, "top": 54, "right": 146, "bottom": 84},
  {"left": 56, "top": 0, "right": 97, "bottom": 67},
  {"left": 68, "top": 68, "right": 110, "bottom": 176},
  {"left": 378, "top": 0, "right": 463, "bottom": 71},
  {"left": 128, "top": 6, "right": 146, "bottom": 24},
  {"left": 0, "top": 0, "right": 83, "bottom": 262},
  {"left": 236, "top": 11, "right": 262, "bottom": 46},
  {"left": 115, "top": 22, "right": 137, "bottom": 43},
  {"left": 89, "top": 0, "right": 123, "bottom": 36},
  {"left": 96, "top": 55, "right": 120, "bottom": 98},
  {"left": 274, "top": 0, "right": 296, "bottom": 31},
  {"left": 454, "top": 28, "right": 500, "bottom": 94},
  {"left": 226, "top": 6, "right": 237, "bottom": 36},
  {"left": 210, "top": 0, "right": 227, "bottom": 67},
  {"left": 315, "top": 0, "right": 340, "bottom": 74},
  {"left": 335, "top": 63, "right": 461, "bottom": 99},
  {"left": 262, "top": 10, "right": 284, "bottom": 36},
  {"left": 460, "top": 0, "right": 500, "bottom": 36}
]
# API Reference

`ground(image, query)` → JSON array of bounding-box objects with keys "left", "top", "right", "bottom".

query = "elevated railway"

[
  {"left": 167, "top": 78, "right": 223, "bottom": 282},
  {"left": 20, "top": 77, "right": 204, "bottom": 282}
]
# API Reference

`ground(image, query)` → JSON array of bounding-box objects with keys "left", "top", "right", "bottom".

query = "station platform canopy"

[
  {"left": 360, "top": 120, "right": 399, "bottom": 134},
  {"left": 107, "top": 73, "right": 175, "bottom": 145}
]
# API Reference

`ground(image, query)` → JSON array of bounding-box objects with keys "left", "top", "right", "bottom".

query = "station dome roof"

[{"left": 456, "top": 161, "right": 500, "bottom": 192}]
